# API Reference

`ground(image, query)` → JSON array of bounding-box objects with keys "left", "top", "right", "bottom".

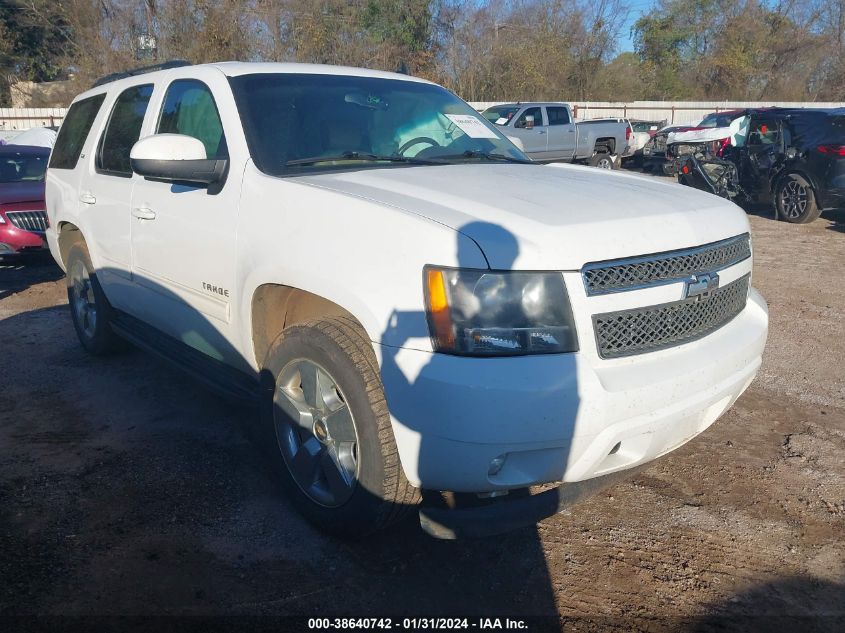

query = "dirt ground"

[{"left": 1, "top": 176, "right": 843, "bottom": 631}]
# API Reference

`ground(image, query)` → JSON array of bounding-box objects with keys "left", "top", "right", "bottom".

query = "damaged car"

[
  {"left": 665, "top": 110, "right": 750, "bottom": 173},
  {"left": 641, "top": 121, "right": 700, "bottom": 174},
  {"left": 677, "top": 108, "right": 845, "bottom": 223}
]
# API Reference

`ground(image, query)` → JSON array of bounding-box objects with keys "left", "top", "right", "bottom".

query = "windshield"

[
  {"left": 0, "top": 150, "right": 49, "bottom": 183},
  {"left": 481, "top": 105, "right": 520, "bottom": 126},
  {"left": 229, "top": 74, "right": 528, "bottom": 175},
  {"left": 698, "top": 113, "right": 740, "bottom": 128},
  {"left": 632, "top": 121, "right": 659, "bottom": 133}
]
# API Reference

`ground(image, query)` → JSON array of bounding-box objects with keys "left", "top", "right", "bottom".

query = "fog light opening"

[
  {"left": 488, "top": 454, "right": 507, "bottom": 477},
  {"left": 608, "top": 442, "right": 622, "bottom": 456}
]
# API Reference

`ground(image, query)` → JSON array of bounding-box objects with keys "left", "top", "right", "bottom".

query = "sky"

[{"left": 619, "top": 0, "right": 659, "bottom": 53}]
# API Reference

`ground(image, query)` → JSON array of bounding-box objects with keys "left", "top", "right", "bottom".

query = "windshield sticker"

[
  {"left": 495, "top": 117, "right": 508, "bottom": 125},
  {"left": 445, "top": 114, "right": 499, "bottom": 138}
]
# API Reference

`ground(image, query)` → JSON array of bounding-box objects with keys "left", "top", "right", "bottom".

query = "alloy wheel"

[
  {"left": 69, "top": 260, "right": 97, "bottom": 339},
  {"left": 274, "top": 359, "right": 359, "bottom": 507},
  {"left": 780, "top": 180, "right": 808, "bottom": 219}
]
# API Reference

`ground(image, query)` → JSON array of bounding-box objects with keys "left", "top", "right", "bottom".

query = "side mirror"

[{"left": 130, "top": 134, "right": 227, "bottom": 185}]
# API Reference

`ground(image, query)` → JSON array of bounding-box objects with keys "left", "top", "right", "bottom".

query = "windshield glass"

[
  {"left": 229, "top": 74, "right": 528, "bottom": 175},
  {"left": 481, "top": 105, "right": 520, "bottom": 126},
  {"left": 632, "top": 121, "right": 659, "bottom": 133},
  {"left": 699, "top": 113, "right": 739, "bottom": 128},
  {"left": 0, "top": 150, "right": 49, "bottom": 183}
]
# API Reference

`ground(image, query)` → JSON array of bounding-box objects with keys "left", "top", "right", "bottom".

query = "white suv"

[{"left": 45, "top": 61, "right": 768, "bottom": 538}]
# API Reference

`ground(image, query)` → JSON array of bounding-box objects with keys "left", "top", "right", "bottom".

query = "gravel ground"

[{"left": 0, "top": 175, "right": 843, "bottom": 631}]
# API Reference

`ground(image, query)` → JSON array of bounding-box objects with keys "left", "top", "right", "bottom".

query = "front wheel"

[
  {"left": 261, "top": 316, "right": 420, "bottom": 536},
  {"left": 776, "top": 173, "right": 821, "bottom": 223}
]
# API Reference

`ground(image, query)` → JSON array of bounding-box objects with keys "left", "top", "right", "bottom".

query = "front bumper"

[
  {"left": 419, "top": 461, "right": 651, "bottom": 539},
  {"left": 0, "top": 224, "right": 46, "bottom": 255},
  {"left": 377, "top": 288, "right": 768, "bottom": 493}
]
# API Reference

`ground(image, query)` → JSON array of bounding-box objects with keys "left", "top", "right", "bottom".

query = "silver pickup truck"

[{"left": 481, "top": 102, "right": 632, "bottom": 168}]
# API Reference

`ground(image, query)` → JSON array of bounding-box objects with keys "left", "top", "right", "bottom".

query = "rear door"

[
  {"left": 82, "top": 82, "right": 154, "bottom": 298},
  {"left": 128, "top": 70, "right": 248, "bottom": 371},
  {"left": 545, "top": 106, "right": 576, "bottom": 159}
]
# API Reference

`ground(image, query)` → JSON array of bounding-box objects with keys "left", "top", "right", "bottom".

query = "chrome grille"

[
  {"left": 582, "top": 234, "right": 750, "bottom": 296},
  {"left": 593, "top": 274, "right": 749, "bottom": 359},
  {"left": 6, "top": 210, "right": 48, "bottom": 234}
]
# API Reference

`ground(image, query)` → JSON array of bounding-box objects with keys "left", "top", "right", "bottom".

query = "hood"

[
  {"left": 296, "top": 163, "right": 750, "bottom": 270},
  {"left": 0, "top": 181, "right": 45, "bottom": 206}
]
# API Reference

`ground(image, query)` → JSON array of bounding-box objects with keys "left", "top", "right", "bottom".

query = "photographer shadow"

[{"left": 369, "top": 221, "right": 580, "bottom": 620}]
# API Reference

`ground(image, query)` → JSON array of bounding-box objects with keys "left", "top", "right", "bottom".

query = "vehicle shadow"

[
  {"left": 824, "top": 208, "right": 845, "bottom": 233},
  {"left": 686, "top": 576, "right": 845, "bottom": 632},
  {"left": 0, "top": 226, "right": 568, "bottom": 625},
  {"left": 0, "top": 252, "right": 62, "bottom": 300}
]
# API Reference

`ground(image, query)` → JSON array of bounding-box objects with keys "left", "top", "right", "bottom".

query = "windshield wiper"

[
  {"left": 285, "top": 151, "right": 438, "bottom": 167},
  {"left": 429, "top": 150, "right": 533, "bottom": 164}
]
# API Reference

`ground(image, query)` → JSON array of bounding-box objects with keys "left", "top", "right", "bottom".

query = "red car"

[{"left": 0, "top": 145, "right": 51, "bottom": 258}]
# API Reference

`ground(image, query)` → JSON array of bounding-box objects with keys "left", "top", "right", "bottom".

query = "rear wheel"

[
  {"left": 261, "top": 316, "right": 420, "bottom": 536},
  {"left": 66, "top": 242, "right": 126, "bottom": 355},
  {"left": 776, "top": 173, "right": 821, "bottom": 223},
  {"left": 589, "top": 152, "right": 618, "bottom": 170}
]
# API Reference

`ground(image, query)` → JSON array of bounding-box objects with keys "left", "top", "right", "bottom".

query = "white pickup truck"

[
  {"left": 46, "top": 61, "right": 767, "bottom": 539},
  {"left": 481, "top": 102, "right": 632, "bottom": 168}
]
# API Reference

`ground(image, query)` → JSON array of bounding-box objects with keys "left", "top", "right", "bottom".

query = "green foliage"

[
  {"left": 0, "top": 0, "right": 69, "bottom": 82},
  {"left": 1, "top": 0, "right": 844, "bottom": 106}
]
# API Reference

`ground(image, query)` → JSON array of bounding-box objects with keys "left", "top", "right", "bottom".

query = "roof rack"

[{"left": 92, "top": 60, "right": 191, "bottom": 88}]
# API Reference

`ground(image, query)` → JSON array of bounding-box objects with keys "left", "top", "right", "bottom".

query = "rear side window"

[
  {"left": 157, "top": 79, "right": 227, "bottom": 159},
  {"left": 50, "top": 94, "right": 106, "bottom": 170},
  {"left": 97, "top": 84, "right": 154, "bottom": 176},
  {"left": 547, "top": 107, "right": 570, "bottom": 125}
]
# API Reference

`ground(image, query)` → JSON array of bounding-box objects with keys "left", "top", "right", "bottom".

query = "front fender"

[{"left": 234, "top": 166, "right": 488, "bottom": 369}]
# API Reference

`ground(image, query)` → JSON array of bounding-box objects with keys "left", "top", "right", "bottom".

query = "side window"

[
  {"left": 748, "top": 119, "right": 779, "bottom": 146},
  {"left": 157, "top": 79, "right": 227, "bottom": 159},
  {"left": 49, "top": 94, "right": 106, "bottom": 170},
  {"left": 97, "top": 84, "right": 154, "bottom": 177},
  {"left": 515, "top": 107, "right": 543, "bottom": 128},
  {"left": 547, "top": 107, "right": 570, "bottom": 126}
]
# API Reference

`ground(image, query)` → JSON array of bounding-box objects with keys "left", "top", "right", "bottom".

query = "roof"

[
  {"left": 83, "top": 61, "right": 431, "bottom": 98},
  {"left": 481, "top": 102, "right": 571, "bottom": 109},
  {"left": 748, "top": 106, "right": 845, "bottom": 118},
  {"left": 210, "top": 61, "right": 431, "bottom": 84}
]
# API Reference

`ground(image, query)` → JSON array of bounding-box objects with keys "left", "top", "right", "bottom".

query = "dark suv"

[{"left": 679, "top": 108, "right": 845, "bottom": 223}]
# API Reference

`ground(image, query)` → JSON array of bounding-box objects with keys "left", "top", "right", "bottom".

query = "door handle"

[
  {"left": 79, "top": 192, "right": 96, "bottom": 205},
  {"left": 538, "top": 130, "right": 547, "bottom": 135},
  {"left": 132, "top": 207, "right": 157, "bottom": 220}
]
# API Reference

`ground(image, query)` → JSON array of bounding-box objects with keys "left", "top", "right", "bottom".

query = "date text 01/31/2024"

[{"left": 307, "top": 618, "right": 529, "bottom": 630}]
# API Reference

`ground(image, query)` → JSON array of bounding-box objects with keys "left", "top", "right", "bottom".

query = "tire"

[
  {"left": 589, "top": 152, "right": 618, "bottom": 170},
  {"left": 776, "top": 173, "right": 821, "bottom": 224},
  {"left": 261, "top": 316, "right": 420, "bottom": 536},
  {"left": 65, "top": 242, "right": 126, "bottom": 355}
]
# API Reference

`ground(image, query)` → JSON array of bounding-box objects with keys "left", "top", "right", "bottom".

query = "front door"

[
  {"left": 740, "top": 116, "right": 783, "bottom": 200},
  {"left": 129, "top": 75, "right": 246, "bottom": 370},
  {"left": 507, "top": 106, "right": 548, "bottom": 157}
]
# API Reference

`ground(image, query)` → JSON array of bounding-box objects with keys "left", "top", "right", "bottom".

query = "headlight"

[{"left": 424, "top": 266, "right": 578, "bottom": 356}]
